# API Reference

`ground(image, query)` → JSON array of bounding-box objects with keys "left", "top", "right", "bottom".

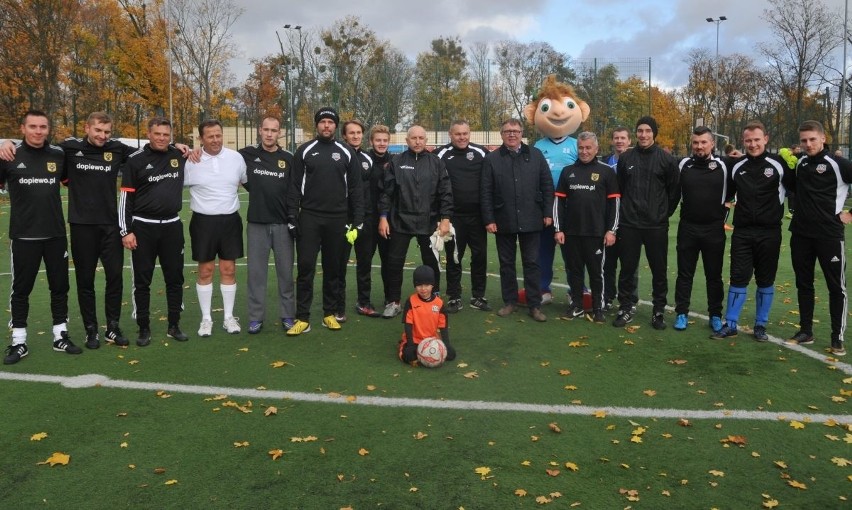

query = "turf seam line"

[{"left": 0, "top": 370, "right": 847, "bottom": 423}]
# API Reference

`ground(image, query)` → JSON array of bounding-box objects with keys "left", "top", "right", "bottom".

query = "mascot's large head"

[{"left": 523, "top": 75, "right": 590, "bottom": 140}]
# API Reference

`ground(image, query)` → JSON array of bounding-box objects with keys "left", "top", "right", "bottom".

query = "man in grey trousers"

[{"left": 239, "top": 116, "right": 296, "bottom": 334}]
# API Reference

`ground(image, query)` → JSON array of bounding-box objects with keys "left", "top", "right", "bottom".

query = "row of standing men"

[{"left": 0, "top": 109, "right": 849, "bottom": 365}]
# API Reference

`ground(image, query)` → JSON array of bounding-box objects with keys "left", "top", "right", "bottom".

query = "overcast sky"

[{"left": 225, "top": 0, "right": 849, "bottom": 89}]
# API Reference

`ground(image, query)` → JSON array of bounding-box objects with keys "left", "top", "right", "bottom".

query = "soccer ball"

[{"left": 417, "top": 337, "right": 447, "bottom": 368}]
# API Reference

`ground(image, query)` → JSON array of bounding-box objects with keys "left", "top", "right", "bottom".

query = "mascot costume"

[{"left": 523, "top": 75, "right": 590, "bottom": 304}]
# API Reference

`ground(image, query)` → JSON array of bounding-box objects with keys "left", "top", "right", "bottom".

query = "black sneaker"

[
  {"left": 786, "top": 331, "right": 814, "bottom": 346},
  {"left": 85, "top": 325, "right": 100, "bottom": 350},
  {"left": 753, "top": 325, "right": 769, "bottom": 342},
  {"left": 53, "top": 332, "right": 82, "bottom": 354},
  {"left": 612, "top": 309, "right": 634, "bottom": 327},
  {"left": 469, "top": 297, "right": 491, "bottom": 311},
  {"left": 651, "top": 312, "right": 666, "bottom": 330},
  {"left": 167, "top": 324, "right": 189, "bottom": 342},
  {"left": 831, "top": 339, "right": 846, "bottom": 356},
  {"left": 710, "top": 324, "right": 738, "bottom": 340},
  {"left": 105, "top": 321, "right": 129, "bottom": 347},
  {"left": 603, "top": 300, "right": 614, "bottom": 313},
  {"left": 3, "top": 343, "right": 28, "bottom": 364},
  {"left": 137, "top": 328, "right": 152, "bottom": 347},
  {"left": 561, "top": 306, "right": 585, "bottom": 320},
  {"left": 445, "top": 298, "right": 462, "bottom": 313}
]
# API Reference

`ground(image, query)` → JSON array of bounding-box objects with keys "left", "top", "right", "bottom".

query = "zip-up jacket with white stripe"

[
  {"left": 728, "top": 152, "right": 794, "bottom": 229},
  {"left": 553, "top": 158, "right": 620, "bottom": 236},
  {"left": 118, "top": 144, "right": 186, "bottom": 237},
  {"left": 676, "top": 155, "right": 733, "bottom": 225},
  {"left": 790, "top": 148, "right": 852, "bottom": 239},
  {"left": 287, "top": 136, "right": 363, "bottom": 225}
]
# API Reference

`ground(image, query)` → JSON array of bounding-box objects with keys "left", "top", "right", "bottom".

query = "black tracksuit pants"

[
  {"left": 296, "top": 210, "right": 348, "bottom": 320},
  {"left": 353, "top": 215, "right": 389, "bottom": 307},
  {"left": 445, "top": 213, "right": 488, "bottom": 300},
  {"left": 130, "top": 220, "right": 184, "bottom": 328},
  {"left": 729, "top": 226, "right": 781, "bottom": 288},
  {"left": 790, "top": 233, "right": 847, "bottom": 342},
  {"left": 10, "top": 237, "right": 69, "bottom": 328},
  {"left": 565, "top": 235, "right": 605, "bottom": 312},
  {"left": 674, "top": 221, "right": 725, "bottom": 316},
  {"left": 70, "top": 223, "right": 124, "bottom": 328},
  {"left": 617, "top": 226, "right": 669, "bottom": 313}
]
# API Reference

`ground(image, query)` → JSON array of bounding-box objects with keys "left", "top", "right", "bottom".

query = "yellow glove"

[
  {"left": 779, "top": 148, "right": 798, "bottom": 170},
  {"left": 345, "top": 225, "right": 359, "bottom": 245}
]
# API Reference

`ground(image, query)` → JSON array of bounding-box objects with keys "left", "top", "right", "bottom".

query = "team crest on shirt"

[
  {"left": 709, "top": 161, "right": 717, "bottom": 170},
  {"left": 47, "top": 162, "right": 57, "bottom": 173},
  {"left": 332, "top": 152, "right": 341, "bottom": 161},
  {"left": 170, "top": 159, "right": 179, "bottom": 168},
  {"left": 763, "top": 168, "right": 773, "bottom": 177},
  {"left": 104, "top": 152, "right": 113, "bottom": 162},
  {"left": 432, "top": 305, "right": 440, "bottom": 312},
  {"left": 591, "top": 173, "right": 599, "bottom": 182},
  {"left": 278, "top": 160, "right": 287, "bottom": 169},
  {"left": 816, "top": 163, "right": 827, "bottom": 174},
  {"left": 466, "top": 152, "right": 474, "bottom": 161},
  {"left": 362, "top": 161, "right": 369, "bottom": 170}
]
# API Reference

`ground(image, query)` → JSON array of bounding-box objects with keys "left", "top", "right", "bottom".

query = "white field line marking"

[{"left": 0, "top": 370, "right": 848, "bottom": 423}]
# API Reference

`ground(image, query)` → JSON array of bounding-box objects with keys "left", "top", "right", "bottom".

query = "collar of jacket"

[
  {"left": 499, "top": 143, "right": 529, "bottom": 156},
  {"left": 745, "top": 150, "right": 769, "bottom": 162},
  {"left": 635, "top": 143, "right": 657, "bottom": 154}
]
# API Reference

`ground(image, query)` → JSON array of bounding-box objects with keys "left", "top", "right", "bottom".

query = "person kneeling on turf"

[{"left": 398, "top": 266, "right": 457, "bottom": 364}]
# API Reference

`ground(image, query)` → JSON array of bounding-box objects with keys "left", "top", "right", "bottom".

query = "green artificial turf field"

[{"left": 0, "top": 189, "right": 849, "bottom": 509}]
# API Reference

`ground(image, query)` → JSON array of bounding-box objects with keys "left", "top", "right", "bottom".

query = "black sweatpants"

[
  {"left": 790, "top": 233, "right": 847, "bottom": 342},
  {"left": 674, "top": 221, "right": 725, "bottom": 316},
  {"left": 295, "top": 211, "right": 348, "bottom": 320},
  {"left": 9, "top": 237, "right": 69, "bottom": 328},
  {"left": 604, "top": 241, "right": 637, "bottom": 304},
  {"left": 617, "top": 226, "right": 669, "bottom": 313},
  {"left": 70, "top": 223, "right": 124, "bottom": 328},
  {"left": 445, "top": 214, "right": 488, "bottom": 300},
  {"left": 130, "top": 220, "right": 184, "bottom": 328},
  {"left": 384, "top": 232, "right": 441, "bottom": 304},
  {"left": 353, "top": 215, "right": 389, "bottom": 307},
  {"left": 565, "top": 235, "right": 605, "bottom": 312},
  {"left": 729, "top": 226, "right": 781, "bottom": 288}
]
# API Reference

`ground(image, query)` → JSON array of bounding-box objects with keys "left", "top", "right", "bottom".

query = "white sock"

[
  {"left": 197, "top": 283, "right": 213, "bottom": 321},
  {"left": 12, "top": 327, "right": 27, "bottom": 345},
  {"left": 52, "top": 323, "right": 67, "bottom": 341},
  {"left": 221, "top": 283, "right": 237, "bottom": 320}
]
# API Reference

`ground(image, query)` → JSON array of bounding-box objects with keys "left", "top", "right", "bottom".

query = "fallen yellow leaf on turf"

[
  {"left": 668, "top": 359, "right": 687, "bottom": 365},
  {"left": 413, "top": 431, "right": 428, "bottom": 440},
  {"left": 625, "top": 325, "right": 640, "bottom": 333},
  {"left": 787, "top": 480, "right": 807, "bottom": 490},
  {"left": 564, "top": 385, "right": 578, "bottom": 390},
  {"left": 643, "top": 389, "right": 657, "bottom": 397},
  {"left": 678, "top": 418, "right": 691, "bottom": 427},
  {"left": 546, "top": 469, "right": 560, "bottom": 477},
  {"left": 548, "top": 422, "right": 562, "bottom": 433},
  {"left": 409, "top": 487, "right": 418, "bottom": 492},
  {"left": 264, "top": 406, "right": 277, "bottom": 417},
  {"left": 521, "top": 460, "right": 531, "bottom": 466},
  {"left": 514, "top": 488, "right": 527, "bottom": 497},
  {"left": 156, "top": 390, "right": 171, "bottom": 398},
  {"left": 358, "top": 448, "right": 369, "bottom": 456},
  {"left": 233, "top": 441, "right": 249, "bottom": 448},
  {"left": 790, "top": 420, "right": 805, "bottom": 429},
  {"left": 37, "top": 452, "right": 70, "bottom": 466},
  {"left": 630, "top": 435, "right": 642, "bottom": 443},
  {"left": 708, "top": 470, "right": 725, "bottom": 477},
  {"left": 456, "top": 362, "right": 468, "bottom": 368},
  {"left": 762, "top": 499, "right": 779, "bottom": 508},
  {"left": 568, "top": 341, "right": 588, "bottom": 347},
  {"left": 366, "top": 385, "right": 376, "bottom": 391},
  {"left": 164, "top": 479, "right": 178, "bottom": 485},
  {"left": 30, "top": 432, "right": 48, "bottom": 441},
  {"left": 120, "top": 442, "right": 128, "bottom": 448},
  {"left": 558, "top": 369, "right": 571, "bottom": 376},
  {"left": 564, "top": 462, "right": 579, "bottom": 471},
  {"left": 593, "top": 410, "right": 607, "bottom": 418},
  {"left": 831, "top": 457, "right": 850, "bottom": 467},
  {"left": 474, "top": 466, "right": 491, "bottom": 480},
  {"left": 270, "top": 360, "right": 287, "bottom": 368},
  {"left": 269, "top": 449, "right": 284, "bottom": 460},
  {"left": 463, "top": 371, "right": 478, "bottom": 379},
  {"left": 774, "top": 460, "right": 788, "bottom": 469}
]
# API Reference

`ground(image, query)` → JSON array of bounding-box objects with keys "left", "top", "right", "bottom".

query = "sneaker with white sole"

[
  {"left": 223, "top": 317, "right": 241, "bottom": 334},
  {"left": 831, "top": 339, "right": 846, "bottom": 356},
  {"left": 469, "top": 297, "right": 491, "bottom": 311},
  {"left": 4, "top": 343, "right": 28, "bottom": 365},
  {"left": 322, "top": 315, "right": 342, "bottom": 330},
  {"left": 53, "top": 332, "right": 82, "bottom": 354},
  {"left": 286, "top": 320, "right": 311, "bottom": 336},
  {"left": 198, "top": 319, "right": 213, "bottom": 337},
  {"left": 281, "top": 317, "right": 296, "bottom": 330},
  {"left": 540, "top": 292, "right": 553, "bottom": 305},
  {"left": 612, "top": 309, "right": 634, "bottom": 327},
  {"left": 382, "top": 302, "right": 401, "bottom": 319},
  {"left": 673, "top": 314, "right": 688, "bottom": 331}
]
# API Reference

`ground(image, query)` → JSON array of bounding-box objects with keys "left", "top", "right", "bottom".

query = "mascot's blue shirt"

[{"left": 534, "top": 136, "right": 578, "bottom": 184}]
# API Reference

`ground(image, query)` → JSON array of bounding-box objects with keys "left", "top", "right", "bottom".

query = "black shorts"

[{"left": 189, "top": 212, "right": 244, "bottom": 262}]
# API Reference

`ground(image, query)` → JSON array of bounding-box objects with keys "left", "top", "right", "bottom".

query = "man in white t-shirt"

[{"left": 184, "top": 119, "right": 248, "bottom": 336}]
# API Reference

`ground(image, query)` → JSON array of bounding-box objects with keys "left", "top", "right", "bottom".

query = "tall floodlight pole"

[
  {"left": 840, "top": 1, "right": 848, "bottom": 153},
  {"left": 279, "top": 24, "right": 302, "bottom": 151},
  {"left": 706, "top": 16, "right": 727, "bottom": 139},
  {"left": 166, "top": 0, "right": 174, "bottom": 140}
]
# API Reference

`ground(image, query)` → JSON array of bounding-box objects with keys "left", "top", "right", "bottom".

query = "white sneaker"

[
  {"left": 382, "top": 301, "right": 401, "bottom": 319},
  {"left": 541, "top": 292, "right": 553, "bottom": 305},
  {"left": 223, "top": 316, "right": 241, "bottom": 334},
  {"left": 198, "top": 319, "right": 213, "bottom": 337}
]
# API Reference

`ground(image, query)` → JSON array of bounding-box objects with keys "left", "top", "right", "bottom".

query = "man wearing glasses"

[{"left": 481, "top": 119, "right": 554, "bottom": 322}]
